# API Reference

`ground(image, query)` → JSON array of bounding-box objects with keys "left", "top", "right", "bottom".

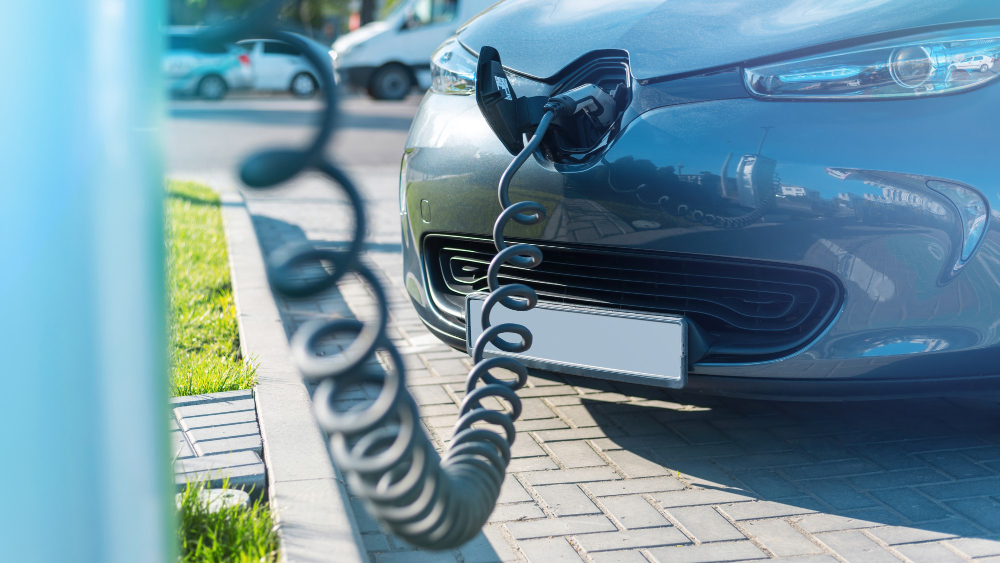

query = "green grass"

[
  {"left": 177, "top": 480, "right": 278, "bottom": 563},
  {"left": 167, "top": 181, "right": 257, "bottom": 396}
]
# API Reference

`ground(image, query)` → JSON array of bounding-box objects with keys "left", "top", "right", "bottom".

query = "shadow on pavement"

[{"left": 570, "top": 375, "right": 1000, "bottom": 540}]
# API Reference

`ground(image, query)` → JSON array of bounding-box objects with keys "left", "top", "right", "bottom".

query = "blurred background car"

[
  {"left": 165, "top": 27, "right": 252, "bottom": 100},
  {"left": 237, "top": 38, "right": 331, "bottom": 98},
  {"left": 953, "top": 54, "right": 995, "bottom": 72},
  {"left": 331, "top": 0, "right": 493, "bottom": 100}
]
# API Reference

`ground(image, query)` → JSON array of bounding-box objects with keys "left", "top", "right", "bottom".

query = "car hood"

[{"left": 457, "top": 0, "right": 1000, "bottom": 81}]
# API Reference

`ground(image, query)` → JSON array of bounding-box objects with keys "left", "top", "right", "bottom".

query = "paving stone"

[
  {"left": 536, "top": 428, "right": 624, "bottom": 443},
  {"left": 575, "top": 528, "right": 690, "bottom": 552},
  {"left": 731, "top": 470, "right": 803, "bottom": 499},
  {"left": 173, "top": 450, "right": 265, "bottom": 492},
  {"left": 535, "top": 484, "right": 601, "bottom": 516},
  {"left": 177, "top": 409, "right": 258, "bottom": 429},
  {"left": 666, "top": 506, "right": 746, "bottom": 543},
  {"left": 919, "top": 477, "right": 1000, "bottom": 500},
  {"left": 508, "top": 457, "right": 560, "bottom": 472},
  {"left": 918, "top": 450, "right": 996, "bottom": 480},
  {"left": 946, "top": 497, "right": 1000, "bottom": 533},
  {"left": 506, "top": 515, "right": 617, "bottom": 540},
  {"left": 894, "top": 541, "right": 967, "bottom": 563},
  {"left": 599, "top": 495, "right": 671, "bottom": 529},
  {"left": 584, "top": 476, "right": 685, "bottom": 497},
  {"left": 458, "top": 526, "right": 518, "bottom": 563},
  {"left": 186, "top": 421, "right": 261, "bottom": 442},
  {"left": 792, "top": 509, "right": 904, "bottom": 533},
  {"left": 519, "top": 537, "right": 584, "bottom": 562},
  {"left": 374, "top": 550, "right": 458, "bottom": 563},
  {"left": 194, "top": 434, "right": 263, "bottom": 456},
  {"left": 871, "top": 488, "right": 952, "bottom": 523},
  {"left": 174, "top": 397, "right": 255, "bottom": 418},
  {"left": 522, "top": 467, "right": 621, "bottom": 486},
  {"left": 498, "top": 478, "right": 532, "bottom": 504},
  {"left": 801, "top": 479, "right": 876, "bottom": 511},
  {"left": 723, "top": 428, "right": 789, "bottom": 454},
  {"left": 668, "top": 421, "right": 730, "bottom": 445},
  {"left": 946, "top": 537, "right": 1000, "bottom": 558},
  {"left": 781, "top": 458, "right": 882, "bottom": 481},
  {"left": 785, "top": 437, "right": 855, "bottom": 462},
  {"left": 865, "top": 522, "right": 970, "bottom": 545},
  {"left": 605, "top": 450, "right": 671, "bottom": 478},
  {"left": 171, "top": 430, "right": 195, "bottom": 459},
  {"left": 814, "top": 530, "right": 901, "bottom": 562},
  {"left": 739, "top": 519, "right": 824, "bottom": 557},
  {"left": 652, "top": 488, "right": 754, "bottom": 509},
  {"left": 589, "top": 550, "right": 651, "bottom": 563},
  {"left": 849, "top": 468, "right": 951, "bottom": 491},
  {"left": 715, "top": 452, "right": 813, "bottom": 471},
  {"left": 646, "top": 541, "right": 767, "bottom": 563},
  {"left": 718, "top": 499, "right": 821, "bottom": 521},
  {"left": 853, "top": 444, "right": 925, "bottom": 471},
  {"left": 511, "top": 435, "right": 548, "bottom": 458},
  {"left": 489, "top": 503, "right": 546, "bottom": 523},
  {"left": 545, "top": 440, "right": 606, "bottom": 468}
]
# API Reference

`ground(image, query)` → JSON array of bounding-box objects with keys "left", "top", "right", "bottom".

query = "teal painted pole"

[{"left": 0, "top": 1, "right": 171, "bottom": 561}]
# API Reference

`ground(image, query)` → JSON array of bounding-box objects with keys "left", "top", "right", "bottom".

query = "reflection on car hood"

[{"left": 457, "top": 0, "right": 1000, "bottom": 81}]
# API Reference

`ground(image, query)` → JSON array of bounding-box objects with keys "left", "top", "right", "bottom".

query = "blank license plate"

[{"left": 466, "top": 294, "right": 687, "bottom": 388}]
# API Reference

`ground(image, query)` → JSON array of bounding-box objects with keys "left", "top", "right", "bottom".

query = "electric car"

[{"left": 399, "top": 0, "right": 1000, "bottom": 399}]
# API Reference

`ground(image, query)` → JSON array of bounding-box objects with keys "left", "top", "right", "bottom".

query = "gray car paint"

[
  {"left": 400, "top": 0, "right": 1000, "bottom": 398},
  {"left": 458, "top": 0, "right": 1000, "bottom": 80}
]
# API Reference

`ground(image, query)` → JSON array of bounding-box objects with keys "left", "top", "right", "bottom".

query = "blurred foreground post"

[{"left": 0, "top": 1, "right": 171, "bottom": 561}]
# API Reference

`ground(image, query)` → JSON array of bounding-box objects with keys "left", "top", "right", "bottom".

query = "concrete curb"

[{"left": 220, "top": 191, "right": 366, "bottom": 563}]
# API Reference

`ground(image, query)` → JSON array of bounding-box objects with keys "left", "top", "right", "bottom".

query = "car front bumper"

[{"left": 399, "top": 79, "right": 1000, "bottom": 398}]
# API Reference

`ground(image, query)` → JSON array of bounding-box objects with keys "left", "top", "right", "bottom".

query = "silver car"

[
  {"left": 165, "top": 28, "right": 253, "bottom": 100},
  {"left": 237, "top": 39, "right": 327, "bottom": 98}
]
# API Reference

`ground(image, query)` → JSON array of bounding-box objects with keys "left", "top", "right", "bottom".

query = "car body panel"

[
  {"left": 457, "top": 0, "right": 1000, "bottom": 80},
  {"left": 401, "top": 81, "right": 1000, "bottom": 391}
]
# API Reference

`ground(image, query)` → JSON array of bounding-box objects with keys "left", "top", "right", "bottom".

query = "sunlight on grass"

[
  {"left": 177, "top": 480, "right": 278, "bottom": 563},
  {"left": 167, "top": 181, "right": 257, "bottom": 396}
]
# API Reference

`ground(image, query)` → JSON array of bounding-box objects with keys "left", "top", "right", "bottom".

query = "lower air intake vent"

[{"left": 424, "top": 235, "right": 842, "bottom": 362}]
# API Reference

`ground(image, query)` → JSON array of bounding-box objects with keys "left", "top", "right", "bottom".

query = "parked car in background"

[
  {"left": 165, "top": 27, "right": 252, "bottom": 100},
  {"left": 332, "top": 0, "right": 494, "bottom": 100},
  {"left": 237, "top": 38, "right": 331, "bottom": 98},
  {"left": 953, "top": 54, "right": 995, "bottom": 72}
]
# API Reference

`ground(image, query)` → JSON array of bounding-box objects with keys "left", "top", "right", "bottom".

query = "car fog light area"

[
  {"left": 745, "top": 26, "right": 1000, "bottom": 99},
  {"left": 926, "top": 180, "right": 991, "bottom": 262},
  {"left": 430, "top": 37, "right": 477, "bottom": 95}
]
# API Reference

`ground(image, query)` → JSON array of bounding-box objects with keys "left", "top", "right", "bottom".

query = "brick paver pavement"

[{"left": 245, "top": 181, "right": 1000, "bottom": 563}]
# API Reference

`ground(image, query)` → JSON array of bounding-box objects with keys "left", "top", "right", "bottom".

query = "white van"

[{"left": 332, "top": 0, "right": 495, "bottom": 100}]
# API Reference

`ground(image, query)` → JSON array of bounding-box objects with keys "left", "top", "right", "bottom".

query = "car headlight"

[
  {"left": 431, "top": 37, "right": 477, "bottom": 95},
  {"left": 745, "top": 26, "right": 1000, "bottom": 99}
]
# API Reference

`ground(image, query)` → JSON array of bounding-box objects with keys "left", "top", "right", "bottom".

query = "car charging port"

[
  {"left": 476, "top": 49, "right": 630, "bottom": 163},
  {"left": 543, "top": 83, "right": 627, "bottom": 161}
]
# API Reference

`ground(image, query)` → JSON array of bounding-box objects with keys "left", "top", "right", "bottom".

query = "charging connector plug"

[{"left": 545, "top": 84, "right": 617, "bottom": 128}]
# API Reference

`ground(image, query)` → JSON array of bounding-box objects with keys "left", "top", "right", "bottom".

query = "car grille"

[{"left": 423, "top": 235, "right": 842, "bottom": 362}]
